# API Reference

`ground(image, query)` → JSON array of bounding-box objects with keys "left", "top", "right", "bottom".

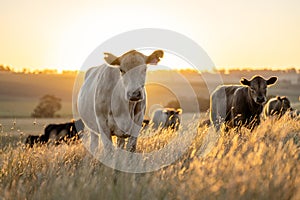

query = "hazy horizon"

[
  {"left": 1, "top": 0, "right": 300, "bottom": 72},
  {"left": 1, "top": 63, "right": 300, "bottom": 74}
]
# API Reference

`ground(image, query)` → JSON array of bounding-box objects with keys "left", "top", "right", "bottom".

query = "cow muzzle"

[
  {"left": 127, "top": 89, "right": 143, "bottom": 102},
  {"left": 256, "top": 96, "right": 266, "bottom": 104}
]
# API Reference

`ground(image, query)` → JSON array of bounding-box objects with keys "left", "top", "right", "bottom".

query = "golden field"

[
  {"left": 0, "top": 69, "right": 299, "bottom": 199},
  {"left": 0, "top": 115, "right": 299, "bottom": 200}
]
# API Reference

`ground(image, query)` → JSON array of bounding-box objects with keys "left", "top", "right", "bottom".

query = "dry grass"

[{"left": 0, "top": 116, "right": 299, "bottom": 200}]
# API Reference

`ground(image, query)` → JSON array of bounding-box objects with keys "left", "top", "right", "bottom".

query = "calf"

[
  {"left": 44, "top": 119, "right": 85, "bottom": 143},
  {"left": 210, "top": 75, "right": 277, "bottom": 131},
  {"left": 263, "top": 96, "right": 292, "bottom": 119},
  {"left": 151, "top": 108, "right": 182, "bottom": 130}
]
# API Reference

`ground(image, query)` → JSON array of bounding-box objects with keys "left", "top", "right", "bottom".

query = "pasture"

[
  {"left": 0, "top": 69, "right": 299, "bottom": 199},
  {"left": 0, "top": 115, "right": 299, "bottom": 199}
]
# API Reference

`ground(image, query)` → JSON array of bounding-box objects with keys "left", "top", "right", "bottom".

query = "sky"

[{"left": 1, "top": 0, "right": 300, "bottom": 71}]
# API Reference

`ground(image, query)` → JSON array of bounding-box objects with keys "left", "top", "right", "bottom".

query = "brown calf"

[{"left": 210, "top": 75, "right": 277, "bottom": 131}]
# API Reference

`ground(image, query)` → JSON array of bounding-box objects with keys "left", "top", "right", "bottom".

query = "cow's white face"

[
  {"left": 104, "top": 50, "right": 164, "bottom": 101},
  {"left": 119, "top": 53, "right": 147, "bottom": 102}
]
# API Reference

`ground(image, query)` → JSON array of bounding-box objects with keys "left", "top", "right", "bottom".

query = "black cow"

[
  {"left": 25, "top": 119, "right": 85, "bottom": 147},
  {"left": 210, "top": 75, "right": 277, "bottom": 131},
  {"left": 25, "top": 134, "right": 47, "bottom": 147},
  {"left": 44, "top": 119, "right": 85, "bottom": 143}
]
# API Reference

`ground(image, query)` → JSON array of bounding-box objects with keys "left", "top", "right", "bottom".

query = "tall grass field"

[{"left": 0, "top": 115, "right": 299, "bottom": 200}]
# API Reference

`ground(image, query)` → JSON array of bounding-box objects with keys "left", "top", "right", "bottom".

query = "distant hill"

[
  {"left": 0, "top": 69, "right": 299, "bottom": 118},
  {"left": 0, "top": 72, "right": 77, "bottom": 117}
]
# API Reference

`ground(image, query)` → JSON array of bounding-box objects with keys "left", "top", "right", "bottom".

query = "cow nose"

[
  {"left": 257, "top": 96, "right": 265, "bottom": 103},
  {"left": 128, "top": 89, "right": 142, "bottom": 101}
]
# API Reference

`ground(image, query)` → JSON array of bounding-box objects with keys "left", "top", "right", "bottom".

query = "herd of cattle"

[{"left": 25, "top": 49, "right": 299, "bottom": 151}]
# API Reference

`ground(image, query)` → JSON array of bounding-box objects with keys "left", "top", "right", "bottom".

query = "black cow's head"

[{"left": 241, "top": 75, "right": 277, "bottom": 105}]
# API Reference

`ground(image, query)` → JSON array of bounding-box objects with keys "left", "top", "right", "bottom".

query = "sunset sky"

[{"left": 1, "top": 0, "right": 300, "bottom": 71}]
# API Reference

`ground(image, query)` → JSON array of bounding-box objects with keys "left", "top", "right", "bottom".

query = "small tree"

[{"left": 32, "top": 95, "right": 62, "bottom": 118}]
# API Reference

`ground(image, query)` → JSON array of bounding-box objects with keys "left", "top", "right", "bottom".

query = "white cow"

[
  {"left": 151, "top": 108, "right": 182, "bottom": 130},
  {"left": 77, "top": 49, "right": 164, "bottom": 152}
]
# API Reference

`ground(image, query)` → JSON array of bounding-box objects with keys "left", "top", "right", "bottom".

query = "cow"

[
  {"left": 24, "top": 119, "right": 84, "bottom": 147},
  {"left": 289, "top": 109, "right": 300, "bottom": 118},
  {"left": 77, "top": 49, "right": 164, "bottom": 152},
  {"left": 25, "top": 134, "right": 47, "bottom": 147},
  {"left": 263, "top": 96, "right": 292, "bottom": 119},
  {"left": 210, "top": 75, "right": 277, "bottom": 131},
  {"left": 44, "top": 119, "right": 85, "bottom": 144},
  {"left": 151, "top": 108, "right": 182, "bottom": 130}
]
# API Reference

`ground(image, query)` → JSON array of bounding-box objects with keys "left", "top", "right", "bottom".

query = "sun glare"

[{"left": 55, "top": 4, "right": 202, "bottom": 72}]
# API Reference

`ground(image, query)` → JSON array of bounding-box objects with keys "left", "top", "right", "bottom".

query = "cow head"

[
  {"left": 240, "top": 75, "right": 277, "bottom": 105},
  {"left": 104, "top": 50, "right": 164, "bottom": 101},
  {"left": 163, "top": 108, "right": 182, "bottom": 129},
  {"left": 277, "top": 96, "right": 292, "bottom": 112}
]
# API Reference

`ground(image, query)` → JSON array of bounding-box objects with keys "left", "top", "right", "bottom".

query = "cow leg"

[
  {"left": 117, "top": 137, "right": 125, "bottom": 149},
  {"left": 248, "top": 116, "right": 260, "bottom": 131},
  {"left": 231, "top": 108, "right": 245, "bottom": 130},
  {"left": 126, "top": 136, "right": 137, "bottom": 152},
  {"left": 126, "top": 101, "right": 144, "bottom": 152},
  {"left": 211, "top": 109, "right": 225, "bottom": 132}
]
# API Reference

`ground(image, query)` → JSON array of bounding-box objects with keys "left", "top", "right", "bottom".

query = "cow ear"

[
  {"left": 282, "top": 96, "right": 289, "bottom": 102},
  {"left": 266, "top": 76, "right": 277, "bottom": 86},
  {"left": 146, "top": 50, "right": 164, "bottom": 65},
  {"left": 240, "top": 78, "right": 250, "bottom": 86},
  {"left": 176, "top": 108, "right": 182, "bottom": 115},
  {"left": 276, "top": 96, "right": 281, "bottom": 100},
  {"left": 104, "top": 52, "right": 120, "bottom": 66}
]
